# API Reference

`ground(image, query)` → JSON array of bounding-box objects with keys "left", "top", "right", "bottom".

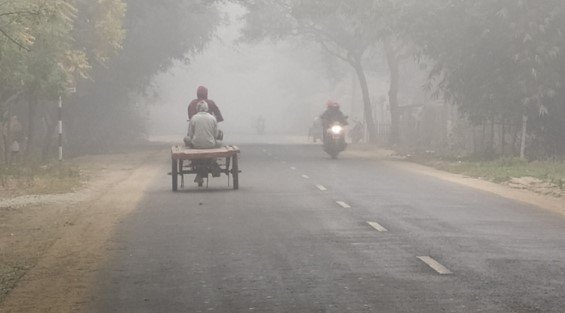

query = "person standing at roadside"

[{"left": 3, "top": 115, "right": 23, "bottom": 164}]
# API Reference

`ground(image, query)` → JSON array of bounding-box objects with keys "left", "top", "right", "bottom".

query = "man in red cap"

[
  {"left": 188, "top": 86, "right": 224, "bottom": 122},
  {"left": 320, "top": 100, "right": 348, "bottom": 128}
]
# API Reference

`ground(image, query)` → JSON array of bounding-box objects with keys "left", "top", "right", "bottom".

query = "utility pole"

[
  {"left": 58, "top": 87, "right": 75, "bottom": 162},
  {"left": 520, "top": 114, "right": 528, "bottom": 159},
  {"left": 58, "top": 95, "right": 63, "bottom": 162}
]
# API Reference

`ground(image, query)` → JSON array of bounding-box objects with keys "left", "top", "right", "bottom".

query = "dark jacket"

[
  {"left": 188, "top": 86, "right": 224, "bottom": 122},
  {"left": 320, "top": 107, "right": 348, "bottom": 127}
]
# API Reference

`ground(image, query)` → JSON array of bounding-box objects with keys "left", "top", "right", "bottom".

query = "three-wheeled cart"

[{"left": 171, "top": 145, "right": 240, "bottom": 191}]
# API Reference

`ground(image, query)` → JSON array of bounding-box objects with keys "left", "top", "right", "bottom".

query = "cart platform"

[
  {"left": 170, "top": 145, "right": 240, "bottom": 191},
  {"left": 171, "top": 145, "right": 240, "bottom": 160}
]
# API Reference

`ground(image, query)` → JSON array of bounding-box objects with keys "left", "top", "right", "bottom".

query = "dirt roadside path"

[{"left": 0, "top": 147, "right": 167, "bottom": 313}]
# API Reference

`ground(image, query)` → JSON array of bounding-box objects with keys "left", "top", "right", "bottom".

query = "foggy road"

[
  {"left": 91, "top": 142, "right": 565, "bottom": 313},
  {"left": 4, "top": 1, "right": 565, "bottom": 312}
]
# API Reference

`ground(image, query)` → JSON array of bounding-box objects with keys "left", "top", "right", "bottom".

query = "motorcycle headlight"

[{"left": 330, "top": 125, "right": 343, "bottom": 134}]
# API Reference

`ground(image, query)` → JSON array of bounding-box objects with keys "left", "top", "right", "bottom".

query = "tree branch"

[
  {"left": 0, "top": 10, "right": 39, "bottom": 18},
  {"left": 319, "top": 40, "right": 351, "bottom": 64},
  {"left": 0, "top": 0, "right": 12, "bottom": 8},
  {"left": 0, "top": 26, "right": 30, "bottom": 51}
]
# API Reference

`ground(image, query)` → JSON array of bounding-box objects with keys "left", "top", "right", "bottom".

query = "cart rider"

[
  {"left": 186, "top": 100, "right": 222, "bottom": 149},
  {"left": 188, "top": 86, "right": 224, "bottom": 123}
]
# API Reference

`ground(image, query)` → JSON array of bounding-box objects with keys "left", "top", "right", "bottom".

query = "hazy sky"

[
  {"left": 147, "top": 4, "right": 333, "bottom": 137},
  {"left": 145, "top": 3, "right": 429, "bottom": 139}
]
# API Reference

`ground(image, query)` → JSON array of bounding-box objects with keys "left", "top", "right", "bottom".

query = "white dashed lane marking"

[
  {"left": 315, "top": 184, "right": 327, "bottom": 191},
  {"left": 417, "top": 256, "right": 453, "bottom": 275},
  {"left": 290, "top": 167, "right": 297, "bottom": 170},
  {"left": 367, "top": 221, "right": 388, "bottom": 232},
  {"left": 336, "top": 201, "right": 351, "bottom": 208},
  {"left": 301, "top": 174, "right": 310, "bottom": 179}
]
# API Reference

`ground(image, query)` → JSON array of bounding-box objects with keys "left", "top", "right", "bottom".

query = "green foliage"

[
  {"left": 239, "top": 0, "right": 565, "bottom": 156},
  {"left": 411, "top": 0, "right": 565, "bottom": 155},
  {"left": 239, "top": 0, "right": 389, "bottom": 67},
  {"left": 238, "top": 0, "right": 393, "bottom": 142},
  {"left": 74, "top": 0, "right": 126, "bottom": 65},
  {"left": 0, "top": 0, "right": 126, "bottom": 107},
  {"left": 65, "top": 0, "right": 221, "bottom": 152},
  {"left": 0, "top": 0, "right": 105, "bottom": 99},
  {"left": 0, "top": 0, "right": 130, "bottom": 161}
]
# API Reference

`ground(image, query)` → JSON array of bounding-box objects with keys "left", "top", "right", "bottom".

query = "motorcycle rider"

[{"left": 320, "top": 100, "right": 348, "bottom": 143}]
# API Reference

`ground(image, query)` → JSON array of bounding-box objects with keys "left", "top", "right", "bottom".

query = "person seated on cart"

[
  {"left": 186, "top": 101, "right": 222, "bottom": 149},
  {"left": 188, "top": 86, "right": 224, "bottom": 123},
  {"left": 185, "top": 101, "right": 223, "bottom": 184}
]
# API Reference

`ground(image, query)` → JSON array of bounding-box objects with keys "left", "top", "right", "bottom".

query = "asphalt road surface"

[{"left": 91, "top": 142, "right": 565, "bottom": 313}]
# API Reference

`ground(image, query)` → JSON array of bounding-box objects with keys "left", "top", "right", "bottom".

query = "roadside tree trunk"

[
  {"left": 384, "top": 39, "right": 401, "bottom": 146},
  {"left": 41, "top": 113, "right": 57, "bottom": 161},
  {"left": 500, "top": 119, "right": 506, "bottom": 156},
  {"left": 2, "top": 104, "right": 11, "bottom": 163},
  {"left": 1, "top": 93, "right": 20, "bottom": 162},
  {"left": 489, "top": 112, "right": 495, "bottom": 153},
  {"left": 520, "top": 114, "right": 528, "bottom": 159},
  {"left": 26, "top": 93, "right": 38, "bottom": 158},
  {"left": 351, "top": 58, "right": 377, "bottom": 143}
]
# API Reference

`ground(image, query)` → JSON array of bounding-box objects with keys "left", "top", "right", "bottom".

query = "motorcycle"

[{"left": 323, "top": 122, "right": 347, "bottom": 159}]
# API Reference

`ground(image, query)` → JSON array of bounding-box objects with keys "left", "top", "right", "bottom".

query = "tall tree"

[
  {"left": 66, "top": 0, "right": 221, "bottom": 152},
  {"left": 0, "top": 0, "right": 127, "bottom": 159},
  {"left": 410, "top": 0, "right": 565, "bottom": 157},
  {"left": 237, "top": 0, "right": 385, "bottom": 142}
]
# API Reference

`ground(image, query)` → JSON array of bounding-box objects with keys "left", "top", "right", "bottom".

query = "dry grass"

[
  {"left": 430, "top": 158, "right": 565, "bottom": 186},
  {"left": 0, "top": 163, "right": 83, "bottom": 198}
]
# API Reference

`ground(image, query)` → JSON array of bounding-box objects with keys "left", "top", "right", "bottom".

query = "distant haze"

[{"left": 147, "top": 4, "right": 333, "bottom": 138}]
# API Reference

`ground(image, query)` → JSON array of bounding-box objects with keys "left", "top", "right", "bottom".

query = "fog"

[
  {"left": 3, "top": 0, "right": 557, "bottom": 159},
  {"left": 147, "top": 4, "right": 361, "bottom": 140}
]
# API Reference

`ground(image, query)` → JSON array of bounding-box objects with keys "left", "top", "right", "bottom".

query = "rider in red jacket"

[{"left": 188, "top": 86, "right": 224, "bottom": 123}]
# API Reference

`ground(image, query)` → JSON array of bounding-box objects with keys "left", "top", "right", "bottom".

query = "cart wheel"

[
  {"left": 172, "top": 158, "right": 178, "bottom": 192},
  {"left": 232, "top": 154, "right": 239, "bottom": 190}
]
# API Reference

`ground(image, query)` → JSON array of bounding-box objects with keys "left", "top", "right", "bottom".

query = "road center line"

[
  {"left": 417, "top": 256, "right": 453, "bottom": 275},
  {"left": 315, "top": 184, "right": 327, "bottom": 191},
  {"left": 301, "top": 174, "right": 310, "bottom": 179},
  {"left": 336, "top": 201, "right": 351, "bottom": 208},
  {"left": 367, "top": 221, "right": 388, "bottom": 232}
]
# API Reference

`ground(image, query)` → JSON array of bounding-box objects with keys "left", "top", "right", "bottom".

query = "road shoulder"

[
  {"left": 0, "top": 147, "right": 166, "bottom": 312},
  {"left": 345, "top": 148, "right": 565, "bottom": 217}
]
